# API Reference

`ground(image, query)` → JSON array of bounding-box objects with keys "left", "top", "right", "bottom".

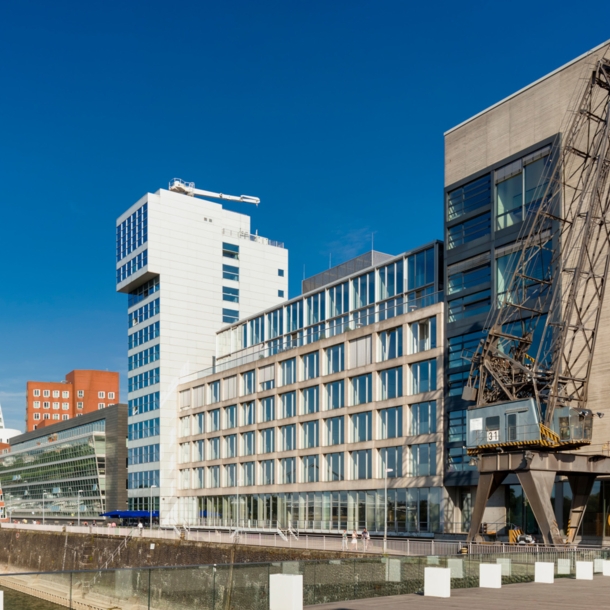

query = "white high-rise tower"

[{"left": 116, "top": 180, "right": 288, "bottom": 523}]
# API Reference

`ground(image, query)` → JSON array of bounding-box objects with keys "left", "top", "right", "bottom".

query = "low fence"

[{"left": 1, "top": 551, "right": 609, "bottom": 610}]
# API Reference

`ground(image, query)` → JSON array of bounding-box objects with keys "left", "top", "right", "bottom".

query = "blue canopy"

[{"left": 100, "top": 510, "right": 159, "bottom": 518}]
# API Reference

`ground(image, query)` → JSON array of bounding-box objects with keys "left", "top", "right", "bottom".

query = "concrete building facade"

[
  {"left": 443, "top": 40, "right": 610, "bottom": 540},
  {"left": 174, "top": 243, "right": 447, "bottom": 535},
  {"left": 25, "top": 370, "right": 119, "bottom": 432},
  {"left": 116, "top": 185, "right": 288, "bottom": 523}
]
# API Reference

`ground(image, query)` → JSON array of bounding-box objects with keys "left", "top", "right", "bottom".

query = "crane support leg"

[
  {"left": 566, "top": 474, "right": 596, "bottom": 544},
  {"left": 466, "top": 471, "right": 506, "bottom": 542},
  {"left": 516, "top": 470, "right": 563, "bottom": 546}
]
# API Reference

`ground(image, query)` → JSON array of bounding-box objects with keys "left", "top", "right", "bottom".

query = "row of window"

[
  {"left": 128, "top": 469, "right": 159, "bottom": 489},
  {"left": 220, "top": 247, "right": 437, "bottom": 352},
  {"left": 128, "top": 444, "right": 160, "bottom": 465},
  {"left": 128, "top": 368, "right": 160, "bottom": 393},
  {"left": 128, "top": 391, "right": 160, "bottom": 417},
  {"left": 31, "top": 390, "right": 114, "bottom": 400},
  {"left": 181, "top": 327, "right": 436, "bottom": 407},
  {"left": 179, "top": 444, "right": 437, "bottom": 490},
  {"left": 127, "top": 276, "right": 159, "bottom": 308},
  {"left": 117, "top": 250, "right": 148, "bottom": 284},
  {"left": 128, "top": 344, "right": 160, "bottom": 371},
  {"left": 178, "top": 406, "right": 435, "bottom": 459},
  {"left": 129, "top": 298, "right": 159, "bottom": 328},
  {"left": 128, "top": 417, "right": 161, "bottom": 441},
  {"left": 116, "top": 202, "right": 148, "bottom": 263},
  {"left": 33, "top": 402, "right": 80, "bottom": 410},
  {"left": 33, "top": 413, "right": 72, "bottom": 421},
  {"left": 129, "top": 321, "right": 160, "bottom": 350}
]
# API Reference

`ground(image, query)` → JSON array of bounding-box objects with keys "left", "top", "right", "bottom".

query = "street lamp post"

[
  {"left": 77, "top": 490, "right": 83, "bottom": 527},
  {"left": 42, "top": 489, "right": 48, "bottom": 525},
  {"left": 150, "top": 485, "right": 158, "bottom": 530},
  {"left": 384, "top": 468, "right": 393, "bottom": 554}
]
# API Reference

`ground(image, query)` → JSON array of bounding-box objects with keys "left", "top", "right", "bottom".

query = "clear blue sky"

[{"left": 1, "top": 0, "right": 609, "bottom": 430}]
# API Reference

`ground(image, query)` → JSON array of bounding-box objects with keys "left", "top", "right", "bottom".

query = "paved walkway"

[{"left": 306, "top": 576, "right": 610, "bottom": 609}]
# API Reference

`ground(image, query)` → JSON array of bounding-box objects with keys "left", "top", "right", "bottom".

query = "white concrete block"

[
  {"left": 385, "top": 558, "right": 402, "bottom": 582},
  {"left": 557, "top": 558, "right": 571, "bottom": 575},
  {"left": 535, "top": 562, "right": 554, "bottom": 584},
  {"left": 576, "top": 561, "right": 593, "bottom": 580},
  {"left": 594, "top": 558, "right": 604, "bottom": 573},
  {"left": 496, "top": 558, "right": 511, "bottom": 576},
  {"left": 0, "top": 590, "right": 3, "bottom": 610},
  {"left": 448, "top": 558, "right": 464, "bottom": 579},
  {"left": 424, "top": 567, "right": 451, "bottom": 598},
  {"left": 270, "top": 574, "right": 303, "bottom": 610},
  {"left": 479, "top": 563, "right": 502, "bottom": 588}
]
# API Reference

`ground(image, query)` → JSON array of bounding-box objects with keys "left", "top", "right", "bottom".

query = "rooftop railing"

[{"left": 222, "top": 228, "right": 285, "bottom": 249}]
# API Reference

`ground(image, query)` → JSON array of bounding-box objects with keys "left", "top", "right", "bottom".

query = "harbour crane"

[
  {"left": 168, "top": 178, "right": 260, "bottom": 206},
  {"left": 462, "top": 57, "right": 610, "bottom": 545}
]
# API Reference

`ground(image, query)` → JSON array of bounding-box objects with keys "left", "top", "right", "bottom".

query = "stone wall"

[{"left": 0, "top": 529, "right": 363, "bottom": 573}]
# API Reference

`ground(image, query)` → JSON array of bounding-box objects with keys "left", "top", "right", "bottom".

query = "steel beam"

[
  {"left": 466, "top": 471, "right": 507, "bottom": 543},
  {"left": 566, "top": 474, "right": 597, "bottom": 544}
]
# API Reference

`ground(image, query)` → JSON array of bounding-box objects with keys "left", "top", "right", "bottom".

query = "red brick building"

[{"left": 25, "top": 370, "right": 120, "bottom": 431}]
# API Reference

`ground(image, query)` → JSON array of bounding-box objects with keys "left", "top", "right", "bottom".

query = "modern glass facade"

[{"left": 0, "top": 406, "right": 127, "bottom": 522}]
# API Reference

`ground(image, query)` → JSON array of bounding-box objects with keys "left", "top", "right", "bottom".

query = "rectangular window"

[
  {"left": 280, "top": 358, "right": 296, "bottom": 386},
  {"left": 108, "top": 392, "right": 115, "bottom": 400},
  {"left": 33, "top": 389, "right": 41, "bottom": 397},
  {"left": 302, "top": 420, "right": 319, "bottom": 448},
  {"left": 77, "top": 402, "right": 83, "bottom": 409},
  {"left": 261, "top": 428, "right": 275, "bottom": 453},
  {"left": 281, "top": 392, "right": 296, "bottom": 418},
  {"left": 379, "top": 366, "right": 403, "bottom": 400},
  {"left": 379, "top": 406, "right": 403, "bottom": 439},
  {"left": 179, "top": 442, "right": 190, "bottom": 464},
  {"left": 242, "top": 431, "right": 255, "bottom": 456},
  {"left": 261, "top": 460, "right": 275, "bottom": 485},
  {"left": 448, "top": 330, "right": 486, "bottom": 370},
  {"left": 98, "top": 391, "right": 105, "bottom": 399},
  {"left": 43, "top": 402, "right": 50, "bottom": 409},
  {"left": 222, "top": 308, "right": 239, "bottom": 324},
  {"left": 379, "top": 327, "right": 403, "bottom": 361},
  {"left": 448, "top": 263, "right": 490, "bottom": 295},
  {"left": 222, "top": 264, "right": 240, "bottom": 281},
  {"left": 351, "top": 373, "right": 372, "bottom": 406},
  {"left": 209, "top": 437, "right": 220, "bottom": 460},
  {"left": 195, "top": 413, "right": 205, "bottom": 435},
  {"left": 33, "top": 401, "right": 40, "bottom": 409},
  {"left": 447, "top": 289, "right": 491, "bottom": 322},
  {"left": 278, "top": 269, "right": 285, "bottom": 277},
  {"left": 410, "top": 401, "right": 437, "bottom": 435},
  {"left": 43, "top": 390, "right": 50, "bottom": 397},
  {"left": 410, "top": 359, "right": 437, "bottom": 394},
  {"left": 351, "top": 411, "right": 372, "bottom": 443},
  {"left": 326, "top": 416, "right": 344, "bottom": 446},
  {"left": 410, "top": 443, "right": 437, "bottom": 476},
  {"left": 222, "top": 242, "right": 239, "bottom": 259},
  {"left": 223, "top": 376, "right": 237, "bottom": 400},
  {"left": 223, "top": 286, "right": 239, "bottom": 303},
  {"left": 195, "top": 439, "right": 205, "bottom": 461},
  {"left": 180, "top": 416, "right": 190, "bottom": 437},
  {"left": 302, "top": 386, "right": 319, "bottom": 414},
  {"left": 410, "top": 318, "right": 436, "bottom": 353},
  {"left": 210, "top": 409, "right": 220, "bottom": 432},
  {"left": 209, "top": 380, "right": 220, "bottom": 403},
  {"left": 326, "top": 380, "right": 344, "bottom": 410},
  {"left": 209, "top": 465, "right": 220, "bottom": 488},
  {"left": 53, "top": 390, "right": 60, "bottom": 398},
  {"left": 281, "top": 457, "right": 296, "bottom": 484},
  {"left": 261, "top": 396, "right": 275, "bottom": 422},
  {"left": 447, "top": 174, "right": 491, "bottom": 220},
  {"left": 259, "top": 365, "right": 275, "bottom": 391},
  {"left": 380, "top": 446, "right": 403, "bottom": 477},
  {"left": 33, "top": 412, "right": 41, "bottom": 420},
  {"left": 281, "top": 424, "right": 296, "bottom": 451},
  {"left": 303, "top": 455, "right": 319, "bottom": 483},
  {"left": 180, "top": 390, "right": 191, "bottom": 409},
  {"left": 62, "top": 391, "right": 70, "bottom": 398},
  {"left": 242, "top": 370, "right": 256, "bottom": 395},
  {"left": 303, "top": 352, "right": 319, "bottom": 380},
  {"left": 195, "top": 467, "right": 205, "bottom": 489},
  {"left": 224, "top": 404, "right": 237, "bottom": 429},
  {"left": 328, "top": 282, "right": 349, "bottom": 317},
  {"left": 447, "top": 212, "right": 491, "bottom": 249},
  {"left": 53, "top": 413, "right": 60, "bottom": 420},
  {"left": 267, "top": 309, "right": 283, "bottom": 339},
  {"left": 278, "top": 290, "right": 285, "bottom": 297},
  {"left": 305, "top": 291, "right": 326, "bottom": 325},
  {"left": 242, "top": 401, "right": 255, "bottom": 426},
  {"left": 352, "top": 449, "right": 372, "bottom": 480},
  {"left": 326, "top": 344, "right": 345, "bottom": 374},
  {"left": 225, "top": 434, "right": 237, "bottom": 458},
  {"left": 77, "top": 390, "right": 84, "bottom": 398},
  {"left": 286, "top": 301, "right": 303, "bottom": 333},
  {"left": 243, "top": 461, "right": 255, "bottom": 486},
  {"left": 326, "top": 452, "right": 344, "bottom": 481},
  {"left": 352, "top": 271, "right": 375, "bottom": 309},
  {"left": 348, "top": 335, "right": 372, "bottom": 369},
  {"left": 379, "top": 260, "right": 405, "bottom": 300},
  {"left": 53, "top": 402, "right": 60, "bottom": 409}
]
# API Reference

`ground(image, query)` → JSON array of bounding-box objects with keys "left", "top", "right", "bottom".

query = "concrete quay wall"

[{"left": 0, "top": 529, "right": 362, "bottom": 573}]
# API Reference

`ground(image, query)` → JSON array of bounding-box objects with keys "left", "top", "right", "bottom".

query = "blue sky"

[{"left": 1, "top": 0, "right": 609, "bottom": 430}]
